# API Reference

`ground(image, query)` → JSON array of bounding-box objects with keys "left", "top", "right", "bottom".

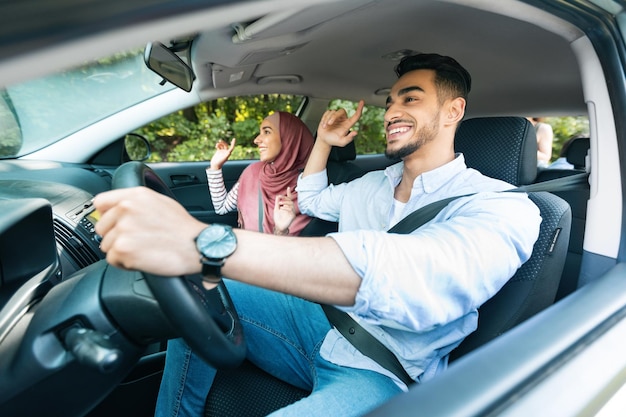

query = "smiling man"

[{"left": 95, "top": 53, "right": 541, "bottom": 417}]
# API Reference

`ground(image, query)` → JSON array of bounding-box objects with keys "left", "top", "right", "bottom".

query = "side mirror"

[
  {"left": 144, "top": 42, "right": 196, "bottom": 92},
  {"left": 124, "top": 133, "right": 151, "bottom": 162}
]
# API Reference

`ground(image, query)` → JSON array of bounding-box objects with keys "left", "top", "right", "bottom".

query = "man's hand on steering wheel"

[{"left": 94, "top": 161, "right": 246, "bottom": 369}]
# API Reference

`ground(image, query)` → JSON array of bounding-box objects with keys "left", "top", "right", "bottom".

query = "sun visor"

[{"left": 211, "top": 63, "right": 258, "bottom": 88}]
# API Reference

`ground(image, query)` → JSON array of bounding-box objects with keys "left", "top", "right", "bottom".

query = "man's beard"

[{"left": 385, "top": 113, "right": 440, "bottom": 160}]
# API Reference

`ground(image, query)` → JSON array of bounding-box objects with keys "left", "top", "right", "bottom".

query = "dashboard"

[
  {"left": 0, "top": 160, "right": 114, "bottom": 309},
  {"left": 0, "top": 160, "right": 181, "bottom": 415}
]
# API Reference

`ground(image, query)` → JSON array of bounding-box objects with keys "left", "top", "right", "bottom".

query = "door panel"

[{"left": 148, "top": 160, "right": 252, "bottom": 226}]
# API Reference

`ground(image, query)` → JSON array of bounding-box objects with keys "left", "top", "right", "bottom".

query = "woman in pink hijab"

[{"left": 206, "top": 111, "right": 314, "bottom": 235}]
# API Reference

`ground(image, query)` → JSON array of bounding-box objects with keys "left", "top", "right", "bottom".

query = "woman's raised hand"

[{"left": 210, "top": 138, "right": 236, "bottom": 170}]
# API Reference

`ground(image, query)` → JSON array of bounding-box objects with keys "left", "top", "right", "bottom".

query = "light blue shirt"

[{"left": 296, "top": 154, "right": 541, "bottom": 389}]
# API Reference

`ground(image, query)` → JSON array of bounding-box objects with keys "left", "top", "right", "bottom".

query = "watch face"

[{"left": 196, "top": 224, "right": 237, "bottom": 259}]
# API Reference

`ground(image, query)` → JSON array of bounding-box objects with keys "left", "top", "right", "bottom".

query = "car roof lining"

[{"left": 185, "top": 0, "right": 587, "bottom": 116}]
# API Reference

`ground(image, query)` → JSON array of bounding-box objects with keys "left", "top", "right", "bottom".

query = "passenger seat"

[{"left": 534, "top": 136, "right": 590, "bottom": 300}]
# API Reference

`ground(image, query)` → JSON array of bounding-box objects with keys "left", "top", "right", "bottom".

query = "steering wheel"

[{"left": 111, "top": 161, "right": 246, "bottom": 368}]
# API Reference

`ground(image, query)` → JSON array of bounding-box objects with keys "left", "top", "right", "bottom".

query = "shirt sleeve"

[
  {"left": 206, "top": 168, "right": 239, "bottom": 215},
  {"left": 296, "top": 169, "right": 346, "bottom": 222},
  {"left": 328, "top": 191, "right": 542, "bottom": 332}
]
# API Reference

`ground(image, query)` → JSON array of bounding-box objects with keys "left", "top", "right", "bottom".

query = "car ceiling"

[
  {"left": 0, "top": 0, "right": 591, "bottom": 117},
  {"left": 186, "top": 0, "right": 587, "bottom": 117}
]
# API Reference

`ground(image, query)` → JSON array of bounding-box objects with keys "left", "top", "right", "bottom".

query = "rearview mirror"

[{"left": 144, "top": 42, "right": 196, "bottom": 92}]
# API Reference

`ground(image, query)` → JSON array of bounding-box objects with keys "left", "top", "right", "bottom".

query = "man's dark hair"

[{"left": 394, "top": 53, "right": 472, "bottom": 101}]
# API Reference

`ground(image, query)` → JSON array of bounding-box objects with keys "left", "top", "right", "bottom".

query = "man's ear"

[{"left": 445, "top": 97, "right": 466, "bottom": 126}]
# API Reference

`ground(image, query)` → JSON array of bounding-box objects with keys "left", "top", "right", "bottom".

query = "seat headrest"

[
  {"left": 328, "top": 140, "right": 356, "bottom": 162},
  {"left": 565, "top": 136, "right": 590, "bottom": 169},
  {"left": 455, "top": 117, "right": 537, "bottom": 186}
]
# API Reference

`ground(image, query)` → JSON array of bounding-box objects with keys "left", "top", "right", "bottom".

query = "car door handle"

[{"left": 170, "top": 174, "right": 200, "bottom": 186}]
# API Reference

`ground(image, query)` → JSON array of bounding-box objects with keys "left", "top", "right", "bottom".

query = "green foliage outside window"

[
  {"left": 544, "top": 116, "right": 590, "bottom": 162},
  {"left": 328, "top": 100, "right": 386, "bottom": 154},
  {"left": 133, "top": 95, "right": 387, "bottom": 162},
  {"left": 135, "top": 95, "right": 303, "bottom": 162}
]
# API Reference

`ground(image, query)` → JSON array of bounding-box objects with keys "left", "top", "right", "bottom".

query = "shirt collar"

[{"left": 384, "top": 153, "right": 468, "bottom": 194}]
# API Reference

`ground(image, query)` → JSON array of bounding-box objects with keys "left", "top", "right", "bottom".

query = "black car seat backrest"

[
  {"left": 450, "top": 116, "right": 571, "bottom": 360},
  {"left": 534, "top": 136, "right": 590, "bottom": 300},
  {"left": 326, "top": 140, "right": 365, "bottom": 184},
  {"left": 456, "top": 116, "right": 538, "bottom": 186}
]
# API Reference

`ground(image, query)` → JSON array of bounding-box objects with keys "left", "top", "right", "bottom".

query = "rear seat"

[{"left": 534, "top": 136, "right": 590, "bottom": 301}]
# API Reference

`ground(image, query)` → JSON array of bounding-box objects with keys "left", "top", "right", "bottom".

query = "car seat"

[
  {"left": 204, "top": 117, "right": 572, "bottom": 415},
  {"left": 534, "top": 136, "right": 590, "bottom": 300}
]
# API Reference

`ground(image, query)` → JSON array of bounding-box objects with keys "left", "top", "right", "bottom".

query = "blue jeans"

[{"left": 154, "top": 279, "right": 403, "bottom": 417}]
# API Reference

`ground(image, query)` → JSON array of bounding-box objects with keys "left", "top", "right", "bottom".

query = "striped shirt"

[{"left": 206, "top": 168, "right": 239, "bottom": 215}]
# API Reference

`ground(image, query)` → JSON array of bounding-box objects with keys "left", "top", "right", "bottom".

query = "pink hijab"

[{"left": 236, "top": 112, "right": 315, "bottom": 235}]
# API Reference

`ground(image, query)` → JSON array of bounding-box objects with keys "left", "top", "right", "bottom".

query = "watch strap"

[{"left": 200, "top": 257, "right": 224, "bottom": 283}]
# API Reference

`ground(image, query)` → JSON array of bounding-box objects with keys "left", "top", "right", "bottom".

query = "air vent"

[{"left": 53, "top": 219, "right": 100, "bottom": 269}]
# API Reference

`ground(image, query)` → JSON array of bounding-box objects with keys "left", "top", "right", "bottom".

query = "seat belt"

[
  {"left": 321, "top": 304, "right": 415, "bottom": 386},
  {"left": 321, "top": 171, "right": 588, "bottom": 386},
  {"left": 389, "top": 172, "right": 588, "bottom": 234},
  {"left": 258, "top": 183, "right": 264, "bottom": 232}
]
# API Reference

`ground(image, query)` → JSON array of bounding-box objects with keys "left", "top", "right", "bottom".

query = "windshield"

[{"left": 0, "top": 49, "right": 174, "bottom": 158}]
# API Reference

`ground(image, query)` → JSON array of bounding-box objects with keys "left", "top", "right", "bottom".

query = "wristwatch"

[{"left": 195, "top": 224, "right": 237, "bottom": 283}]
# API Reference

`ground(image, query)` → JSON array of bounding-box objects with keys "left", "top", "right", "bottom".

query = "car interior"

[
  {"left": 2, "top": 0, "right": 626, "bottom": 416},
  {"left": 201, "top": 115, "right": 575, "bottom": 415}
]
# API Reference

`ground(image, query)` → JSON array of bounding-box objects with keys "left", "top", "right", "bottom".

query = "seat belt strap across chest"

[{"left": 388, "top": 172, "right": 587, "bottom": 233}]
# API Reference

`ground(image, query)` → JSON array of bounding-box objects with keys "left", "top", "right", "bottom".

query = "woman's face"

[{"left": 254, "top": 113, "right": 282, "bottom": 163}]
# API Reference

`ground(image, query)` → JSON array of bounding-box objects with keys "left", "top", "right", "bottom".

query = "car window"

[
  {"left": 0, "top": 49, "right": 172, "bottom": 159},
  {"left": 134, "top": 95, "right": 307, "bottom": 162},
  {"left": 328, "top": 99, "right": 386, "bottom": 155},
  {"left": 542, "top": 116, "right": 589, "bottom": 166}
]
